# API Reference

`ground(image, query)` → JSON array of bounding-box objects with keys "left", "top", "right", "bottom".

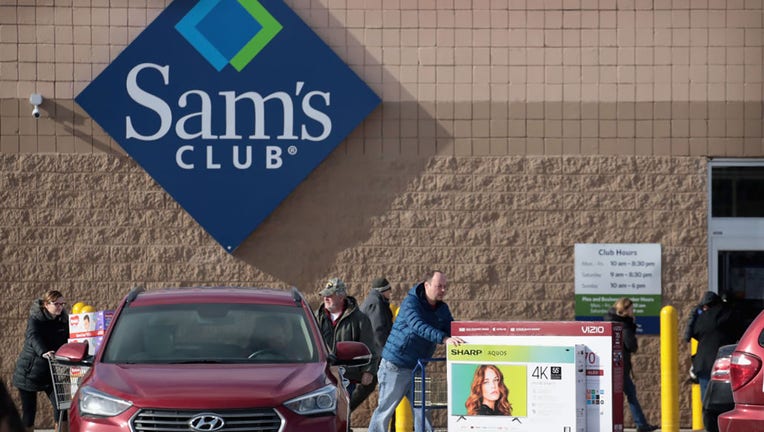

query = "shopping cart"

[
  {"left": 412, "top": 357, "right": 447, "bottom": 432},
  {"left": 47, "top": 354, "right": 90, "bottom": 432}
]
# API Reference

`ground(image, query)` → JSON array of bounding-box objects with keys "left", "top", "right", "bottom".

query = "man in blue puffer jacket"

[{"left": 367, "top": 270, "right": 465, "bottom": 432}]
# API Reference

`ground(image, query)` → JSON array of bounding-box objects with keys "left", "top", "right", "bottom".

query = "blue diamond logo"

[
  {"left": 176, "top": 0, "right": 282, "bottom": 72},
  {"left": 197, "top": 3, "right": 262, "bottom": 59},
  {"left": 75, "top": 0, "right": 380, "bottom": 252}
]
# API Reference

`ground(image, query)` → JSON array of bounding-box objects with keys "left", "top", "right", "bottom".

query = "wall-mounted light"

[{"left": 29, "top": 93, "right": 43, "bottom": 119}]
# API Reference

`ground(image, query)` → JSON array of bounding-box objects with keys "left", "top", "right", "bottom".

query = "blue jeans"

[
  {"left": 624, "top": 374, "right": 649, "bottom": 429},
  {"left": 368, "top": 359, "right": 432, "bottom": 432}
]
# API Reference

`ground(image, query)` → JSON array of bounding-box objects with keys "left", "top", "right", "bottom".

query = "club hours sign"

[
  {"left": 76, "top": 0, "right": 381, "bottom": 252},
  {"left": 574, "top": 243, "right": 662, "bottom": 334}
]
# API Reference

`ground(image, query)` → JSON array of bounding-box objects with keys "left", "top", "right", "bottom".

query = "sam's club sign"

[{"left": 76, "top": 0, "right": 380, "bottom": 252}]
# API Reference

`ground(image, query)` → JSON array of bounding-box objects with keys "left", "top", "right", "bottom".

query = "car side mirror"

[
  {"left": 55, "top": 341, "right": 92, "bottom": 365},
  {"left": 332, "top": 341, "right": 371, "bottom": 367}
]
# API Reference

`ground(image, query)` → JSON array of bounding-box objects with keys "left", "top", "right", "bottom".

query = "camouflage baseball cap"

[{"left": 319, "top": 278, "right": 347, "bottom": 297}]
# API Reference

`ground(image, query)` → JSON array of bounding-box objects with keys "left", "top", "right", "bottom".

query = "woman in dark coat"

[
  {"left": 12, "top": 290, "right": 69, "bottom": 430},
  {"left": 604, "top": 297, "right": 658, "bottom": 432},
  {"left": 687, "top": 291, "right": 740, "bottom": 402}
]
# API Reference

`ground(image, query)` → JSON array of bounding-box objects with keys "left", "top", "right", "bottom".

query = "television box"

[
  {"left": 448, "top": 344, "right": 586, "bottom": 432},
  {"left": 69, "top": 310, "right": 114, "bottom": 339},
  {"left": 452, "top": 321, "right": 624, "bottom": 432}
]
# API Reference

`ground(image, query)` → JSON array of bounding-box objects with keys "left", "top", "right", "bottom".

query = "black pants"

[
  {"left": 349, "top": 374, "right": 378, "bottom": 412},
  {"left": 1, "top": 380, "right": 24, "bottom": 432},
  {"left": 17, "top": 388, "right": 63, "bottom": 428}
]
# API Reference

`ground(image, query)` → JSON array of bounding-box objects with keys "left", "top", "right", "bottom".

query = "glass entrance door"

[
  {"left": 709, "top": 159, "right": 764, "bottom": 331},
  {"left": 710, "top": 235, "right": 764, "bottom": 330}
]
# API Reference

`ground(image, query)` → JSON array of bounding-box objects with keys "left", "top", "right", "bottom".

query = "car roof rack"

[
  {"left": 290, "top": 287, "right": 303, "bottom": 305},
  {"left": 125, "top": 285, "right": 145, "bottom": 305}
]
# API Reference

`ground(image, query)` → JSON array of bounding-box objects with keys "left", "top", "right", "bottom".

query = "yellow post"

[
  {"left": 661, "top": 306, "right": 680, "bottom": 432},
  {"left": 395, "top": 396, "right": 414, "bottom": 432},
  {"left": 390, "top": 304, "right": 413, "bottom": 432},
  {"left": 691, "top": 338, "right": 704, "bottom": 431}
]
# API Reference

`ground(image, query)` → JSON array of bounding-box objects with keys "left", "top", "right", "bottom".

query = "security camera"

[{"left": 29, "top": 93, "right": 42, "bottom": 119}]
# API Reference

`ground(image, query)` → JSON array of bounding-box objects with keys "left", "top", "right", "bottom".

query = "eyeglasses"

[{"left": 50, "top": 301, "right": 66, "bottom": 307}]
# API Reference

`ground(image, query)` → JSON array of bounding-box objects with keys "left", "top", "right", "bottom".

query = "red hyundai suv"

[
  {"left": 718, "top": 309, "right": 764, "bottom": 432},
  {"left": 55, "top": 287, "right": 371, "bottom": 432}
]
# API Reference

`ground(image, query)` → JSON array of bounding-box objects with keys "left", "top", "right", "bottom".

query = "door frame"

[{"left": 708, "top": 158, "right": 764, "bottom": 293}]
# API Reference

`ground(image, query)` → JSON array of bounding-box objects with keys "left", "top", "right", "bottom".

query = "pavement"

[
  {"left": 41, "top": 426, "right": 701, "bottom": 432},
  {"left": 350, "top": 429, "right": 698, "bottom": 432}
]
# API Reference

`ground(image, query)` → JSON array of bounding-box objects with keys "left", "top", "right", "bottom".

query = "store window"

[{"left": 711, "top": 166, "right": 764, "bottom": 217}]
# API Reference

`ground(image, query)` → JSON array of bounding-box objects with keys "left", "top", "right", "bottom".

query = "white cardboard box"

[
  {"left": 67, "top": 335, "right": 104, "bottom": 356},
  {"left": 447, "top": 343, "right": 586, "bottom": 432},
  {"left": 452, "top": 321, "right": 624, "bottom": 432},
  {"left": 69, "top": 310, "right": 114, "bottom": 339}
]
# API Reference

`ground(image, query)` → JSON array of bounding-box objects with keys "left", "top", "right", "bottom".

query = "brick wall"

[
  {"left": 1, "top": 153, "right": 706, "bottom": 427},
  {"left": 1, "top": 2, "right": 762, "bottom": 155}
]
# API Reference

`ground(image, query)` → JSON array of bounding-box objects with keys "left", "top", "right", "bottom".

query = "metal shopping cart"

[
  {"left": 47, "top": 354, "right": 90, "bottom": 432},
  {"left": 412, "top": 357, "right": 447, "bottom": 432}
]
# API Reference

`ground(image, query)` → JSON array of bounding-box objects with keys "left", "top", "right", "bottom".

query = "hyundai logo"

[{"left": 189, "top": 414, "right": 225, "bottom": 432}]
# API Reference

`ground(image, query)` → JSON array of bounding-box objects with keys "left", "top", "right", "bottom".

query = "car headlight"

[
  {"left": 283, "top": 384, "right": 336, "bottom": 415},
  {"left": 79, "top": 386, "right": 133, "bottom": 417}
]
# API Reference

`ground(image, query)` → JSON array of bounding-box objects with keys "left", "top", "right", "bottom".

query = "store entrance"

[
  {"left": 709, "top": 160, "right": 764, "bottom": 333},
  {"left": 710, "top": 238, "right": 764, "bottom": 331}
]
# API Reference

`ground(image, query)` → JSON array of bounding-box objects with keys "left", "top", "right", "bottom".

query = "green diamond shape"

[{"left": 231, "top": 0, "right": 282, "bottom": 72}]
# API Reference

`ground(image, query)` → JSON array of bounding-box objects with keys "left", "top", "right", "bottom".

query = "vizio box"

[
  {"left": 452, "top": 321, "right": 624, "bottom": 432},
  {"left": 447, "top": 344, "right": 586, "bottom": 432}
]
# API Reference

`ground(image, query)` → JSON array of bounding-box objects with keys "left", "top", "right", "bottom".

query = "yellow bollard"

[
  {"left": 660, "top": 306, "right": 680, "bottom": 432},
  {"left": 691, "top": 338, "right": 704, "bottom": 431},
  {"left": 395, "top": 396, "right": 414, "bottom": 432}
]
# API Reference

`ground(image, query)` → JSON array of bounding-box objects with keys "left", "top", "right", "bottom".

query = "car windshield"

[{"left": 101, "top": 303, "right": 318, "bottom": 364}]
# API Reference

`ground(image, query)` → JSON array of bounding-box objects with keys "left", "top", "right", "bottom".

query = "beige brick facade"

[{"left": 1, "top": 0, "right": 763, "bottom": 429}]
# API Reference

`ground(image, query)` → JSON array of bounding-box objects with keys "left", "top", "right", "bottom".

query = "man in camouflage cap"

[{"left": 315, "top": 278, "right": 378, "bottom": 419}]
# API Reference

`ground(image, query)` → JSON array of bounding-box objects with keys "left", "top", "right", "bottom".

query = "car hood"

[{"left": 86, "top": 362, "right": 333, "bottom": 409}]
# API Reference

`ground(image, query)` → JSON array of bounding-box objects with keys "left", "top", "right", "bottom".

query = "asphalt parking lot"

[{"left": 350, "top": 429, "right": 694, "bottom": 432}]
